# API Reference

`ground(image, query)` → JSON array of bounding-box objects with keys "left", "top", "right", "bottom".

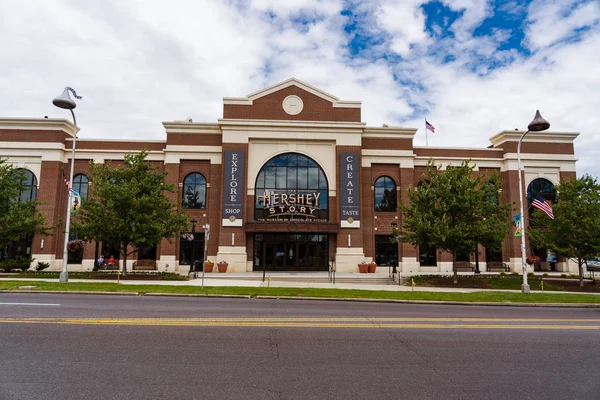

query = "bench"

[
  {"left": 454, "top": 261, "right": 475, "bottom": 272},
  {"left": 132, "top": 259, "right": 157, "bottom": 271},
  {"left": 487, "top": 261, "right": 510, "bottom": 272}
]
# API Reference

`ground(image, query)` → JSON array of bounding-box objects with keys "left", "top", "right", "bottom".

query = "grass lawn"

[{"left": 0, "top": 281, "right": 599, "bottom": 304}]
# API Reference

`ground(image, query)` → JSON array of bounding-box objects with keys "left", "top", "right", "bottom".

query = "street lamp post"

[
  {"left": 53, "top": 87, "right": 82, "bottom": 283},
  {"left": 189, "top": 217, "right": 197, "bottom": 278},
  {"left": 517, "top": 110, "right": 550, "bottom": 293},
  {"left": 391, "top": 220, "right": 398, "bottom": 274}
]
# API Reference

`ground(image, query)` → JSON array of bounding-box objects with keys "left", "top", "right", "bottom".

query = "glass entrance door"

[{"left": 255, "top": 234, "right": 328, "bottom": 271}]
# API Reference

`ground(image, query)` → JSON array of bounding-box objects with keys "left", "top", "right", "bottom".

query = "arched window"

[
  {"left": 72, "top": 174, "right": 89, "bottom": 201},
  {"left": 255, "top": 153, "right": 328, "bottom": 220},
  {"left": 18, "top": 169, "right": 37, "bottom": 202},
  {"left": 183, "top": 173, "right": 206, "bottom": 209},
  {"left": 374, "top": 176, "right": 397, "bottom": 212},
  {"left": 527, "top": 178, "right": 556, "bottom": 220}
]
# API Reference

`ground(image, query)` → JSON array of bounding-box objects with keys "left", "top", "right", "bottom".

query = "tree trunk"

[
  {"left": 453, "top": 252, "right": 458, "bottom": 284},
  {"left": 578, "top": 260, "right": 584, "bottom": 287},
  {"left": 121, "top": 244, "right": 127, "bottom": 277}
]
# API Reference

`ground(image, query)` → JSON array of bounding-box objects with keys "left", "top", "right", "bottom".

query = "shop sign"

[
  {"left": 340, "top": 152, "right": 360, "bottom": 228},
  {"left": 222, "top": 150, "right": 245, "bottom": 226}
]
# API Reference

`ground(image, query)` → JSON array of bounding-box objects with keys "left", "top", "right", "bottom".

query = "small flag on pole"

[
  {"left": 62, "top": 169, "right": 73, "bottom": 193},
  {"left": 531, "top": 195, "right": 554, "bottom": 219},
  {"left": 425, "top": 120, "right": 435, "bottom": 133}
]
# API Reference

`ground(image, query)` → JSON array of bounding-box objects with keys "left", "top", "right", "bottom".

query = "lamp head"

[
  {"left": 527, "top": 110, "right": 550, "bottom": 132},
  {"left": 190, "top": 217, "right": 198, "bottom": 225},
  {"left": 52, "top": 87, "right": 78, "bottom": 110}
]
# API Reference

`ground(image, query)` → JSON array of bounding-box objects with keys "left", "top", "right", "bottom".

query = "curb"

[
  {"left": 1, "top": 290, "right": 139, "bottom": 296},
  {"left": 2, "top": 289, "right": 599, "bottom": 307}
]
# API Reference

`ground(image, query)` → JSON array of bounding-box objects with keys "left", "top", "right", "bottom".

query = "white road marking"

[{"left": 0, "top": 303, "right": 61, "bottom": 306}]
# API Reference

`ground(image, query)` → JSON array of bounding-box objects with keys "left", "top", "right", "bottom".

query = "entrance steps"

[{"left": 203, "top": 273, "right": 396, "bottom": 286}]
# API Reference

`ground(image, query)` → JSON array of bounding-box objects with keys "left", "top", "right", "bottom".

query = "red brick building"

[{"left": 0, "top": 78, "right": 579, "bottom": 274}]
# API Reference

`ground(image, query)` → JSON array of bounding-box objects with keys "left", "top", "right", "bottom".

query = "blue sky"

[{"left": 0, "top": 0, "right": 599, "bottom": 177}]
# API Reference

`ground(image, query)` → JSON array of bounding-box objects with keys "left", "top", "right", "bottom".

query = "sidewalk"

[{"left": 3, "top": 271, "right": 597, "bottom": 295}]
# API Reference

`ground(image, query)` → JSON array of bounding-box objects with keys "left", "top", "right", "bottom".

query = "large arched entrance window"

[
  {"left": 374, "top": 176, "right": 397, "bottom": 212},
  {"left": 254, "top": 153, "right": 328, "bottom": 221},
  {"left": 253, "top": 153, "right": 330, "bottom": 272}
]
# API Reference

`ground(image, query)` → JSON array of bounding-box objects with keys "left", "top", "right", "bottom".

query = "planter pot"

[
  {"left": 217, "top": 263, "right": 228, "bottom": 273},
  {"left": 204, "top": 264, "right": 214, "bottom": 273},
  {"left": 358, "top": 263, "right": 368, "bottom": 273},
  {"left": 368, "top": 263, "right": 376, "bottom": 273}
]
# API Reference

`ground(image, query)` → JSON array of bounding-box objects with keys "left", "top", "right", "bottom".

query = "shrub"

[
  {"left": 561, "top": 274, "right": 568, "bottom": 278},
  {"left": 36, "top": 261, "right": 51, "bottom": 271},
  {"left": 511, "top": 272, "right": 519, "bottom": 276},
  {"left": 527, "top": 272, "right": 534, "bottom": 277},
  {"left": 542, "top": 272, "right": 549, "bottom": 277},
  {"left": 0, "top": 258, "right": 34, "bottom": 272},
  {"left": 500, "top": 272, "right": 506, "bottom": 276}
]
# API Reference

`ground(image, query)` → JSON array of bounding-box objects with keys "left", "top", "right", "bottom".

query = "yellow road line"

[
  {"left": 0, "top": 318, "right": 598, "bottom": 330},
  {"left": 1, "top": 317, "right": 598, "bottom": 323}
]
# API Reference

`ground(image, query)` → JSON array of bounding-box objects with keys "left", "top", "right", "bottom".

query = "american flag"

[
  {"left": 531, "top": 195, "right": 554, "bottom": 219},
  {"left": 426, "top": 120, "right": 435, "bottom": 133},
  {"left": 62, "top": 169, "right": 73, "bottom": 193}
]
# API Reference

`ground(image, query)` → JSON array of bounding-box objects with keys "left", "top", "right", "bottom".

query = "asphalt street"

[{"left": 1, "top": 293, "right": 599, "bottom": 400}]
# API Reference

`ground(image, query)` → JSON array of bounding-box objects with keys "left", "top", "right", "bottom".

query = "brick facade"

[{"left": 0, "top": 79, "right": 580, "bottom": 274}]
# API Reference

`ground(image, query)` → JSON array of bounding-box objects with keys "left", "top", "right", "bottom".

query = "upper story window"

[
  {"left": 374, "top": 176, "right": 397, "bottom": 212},
  {"left": 72, "top": 174, "right": 89, "bottom": 201},
  {"left": 527, "top": 178, "right": 556, "bottom": 221},
  {"left": 18, "top": 169, "right": 37, "bottom": 202},
  {"left": 183, "top": 173, "right": 206, "bottom": 209}
]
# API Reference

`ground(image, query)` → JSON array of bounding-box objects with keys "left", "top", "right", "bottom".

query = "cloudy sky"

[{"left": 1, "top": 0, "right": 599, "bottom": 177}]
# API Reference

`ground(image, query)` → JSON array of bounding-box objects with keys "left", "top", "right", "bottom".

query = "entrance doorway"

[
  {"left": 374, "top": 235, "right": 398, "bottom": 267},
  {"left": 254, "top": 233, "right": 328, "bottom": 271}
]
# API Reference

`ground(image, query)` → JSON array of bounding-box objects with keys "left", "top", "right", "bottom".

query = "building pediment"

[{"left": 222, "top": 78, "right": 361, "bottom": 123}]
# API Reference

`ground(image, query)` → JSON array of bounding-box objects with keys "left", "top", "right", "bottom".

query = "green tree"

[
  {"left": 72, "top": 151, "right": 189, "bottom": 275},
  {"left": 528, "top": 175, "right": 600, "bottom": 287},
  {"left": 0, "top": 159, "right": 48, "bottom": 254},
  {"left": 392, "top": 160, "right": 513, "bottom": 283}
]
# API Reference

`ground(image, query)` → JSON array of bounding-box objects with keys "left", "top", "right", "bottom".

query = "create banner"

[{"left": 340, "top": 152, "right": 360, "bottom": 227}]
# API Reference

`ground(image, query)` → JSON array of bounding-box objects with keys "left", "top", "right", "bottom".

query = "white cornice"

[
  {"left": 218, "top": 118, "right": 366, "bottom": 130},
  {"left": 414, "top": 146, "right": 504, "bottom": 152},
  {"left": 489, "top": 130, "right": 579, "bottom": 147},
  {"left": 362, "top": 126, "right": 417, "bottom": 139},
  {"left": 0, "top": 117, "right": 77, "bottom": 136},
  {"left": 222, "top": 78, "right": 362, "bottom": 109},
  {"left": 162, "top": 121, "right": 221, "bottom": 135}
]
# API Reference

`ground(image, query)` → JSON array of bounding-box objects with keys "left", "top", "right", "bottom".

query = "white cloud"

[{"left": 0, "top": 0, "right": 598, "bottom": 179}]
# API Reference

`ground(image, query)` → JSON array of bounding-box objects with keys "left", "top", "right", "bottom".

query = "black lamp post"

[
  {"left": 189, "top": 217, "right": 197, "bottom": 275},
  {"left": 391, "top": 220, "right": 398, "bottom": 274}
]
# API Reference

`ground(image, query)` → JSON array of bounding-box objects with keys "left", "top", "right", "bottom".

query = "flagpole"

[{"left": 425, "top": 118, "right": 428, "bottom": 146}]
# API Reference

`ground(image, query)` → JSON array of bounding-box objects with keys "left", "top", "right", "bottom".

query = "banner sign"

[
  {"left": 340, "top": 152, "right": 360, "bottom": 228},
  {"left": 513, "top": 214, "right": 522, "bottom": 237},
  {"left": 70, "top": 190, "right": 81, "bottom": 213},
  {"left": 222, "top": 150, "right": 245, "bottom": 226}
]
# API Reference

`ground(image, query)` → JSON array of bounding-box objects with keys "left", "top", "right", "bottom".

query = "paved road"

[{"left": 1, "top": 293, "right": 599, "bottom": 400}]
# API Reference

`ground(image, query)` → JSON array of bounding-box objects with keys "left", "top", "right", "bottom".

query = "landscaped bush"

[
  {"left": 36, "top": 261, "right": 51, "bottom": 271},
  {"left": 0, "top": 258, "right": 34, "bottom": 272}
]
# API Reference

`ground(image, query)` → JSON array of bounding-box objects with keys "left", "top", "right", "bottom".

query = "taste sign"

[
  {"left": 340, "top": 152, "right": 360, "bottom": 228},
  {"left": 222, "top": 150, "right": 245, "bottom": 226}
]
